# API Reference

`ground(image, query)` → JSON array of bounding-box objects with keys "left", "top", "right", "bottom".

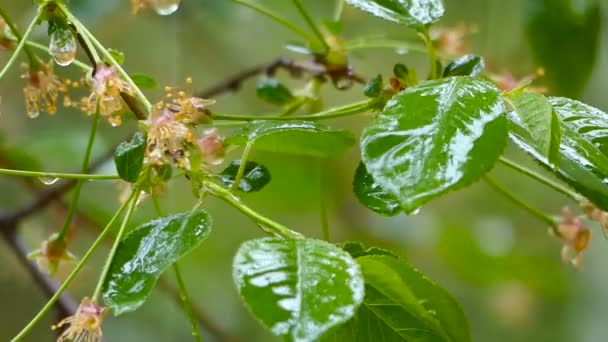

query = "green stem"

[
  {"left": 319, "top": 163, "right": 330, "bottom": 241},
  {"left": 173, "top": 263, "right": 203, "bottom": 342},
  {"left": 11, "top": 192, "right": 136, "bottom": 342},
  {"left": 0, "top": 6, "right": 40, "bottom": 68},
  {"left": 0, "top": 168, "right": 119, "bottom": 180},
  {"left": 229, "top": 0, "right": 316, "bottom": 43},
  {"left": 205, "top": 180, "right": 302, "bottom": 239},
  {"left": 230, "top": 142, "right": 253, "bottom": 192},
  {"left": 57, "top": 2, "right": 152, "bottom": 116},
  {"left": 334, "top": 0, "right": 345, "bottom": 21},
  {"left": 483, "top": 175, "right": 558, "bottom": 231},
  {"left": 91, "top": 187, "right": 141, "bottom": 301},
  {"left": 212, "top": 98, "right": 377, "bottom": 122},
  {"left": 56, "top": 109, "right": 101, "bottom": 241},
  {"left": 499, "top": 157, "right": 582, "bottom": 202},
  {"left": 71, "top": 19, "right": 101, "bottom": 63},
  {"left": 0, "top": 9, "right": 42, "bottom": 80},
  {"left": 344, "top": 37, "right": 430, "bottom": 55},
  {"left": 421, "top": 29, "right": 438, "bottom": 79},
  {"left": 291, "top": 0, "right": 329, "bottom": 51}
]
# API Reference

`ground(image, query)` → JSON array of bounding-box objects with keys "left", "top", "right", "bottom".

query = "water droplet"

[
  {"left": 410, "top": 208, "right": 422, "bottom": 215},
  {"left": 27, "top": 110, "right": 40, "bottom": 119},
  {"left": 152, "top": 0, "right": 181, "bottom": 15},
  {"left": 395, "top": 48, "right": 409, "bottom": 55},
  {"left": 39, "top": 177, "right": 59, "bottom": 185},
  {"left": 49, "top": 28, "right": 77, "bottom": 67}
]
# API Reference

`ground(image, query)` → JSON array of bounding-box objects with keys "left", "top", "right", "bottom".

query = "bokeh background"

[{"left": 1, "top": 0, "right": 607, "bottom": 341}]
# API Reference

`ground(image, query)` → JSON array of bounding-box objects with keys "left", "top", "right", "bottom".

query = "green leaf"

[
  {"left": 341, "top": 241, "right": 398, "bottom": 259},
  {"left": 443, "top": 54, "right": 485, "bottom": 77},
  {"left": 508, "top": 97, "right": 608, "bottom": 210},
  {"left": 217, "top": 160, "right": 271, "bottom": 192},
  {"left": 103, "top": 210, "right": 212, "bottom": 315},
  {"left": 345, "top": 0, "right": 445, "bottom": 30},
  {"left": 114, "top": 132, "right": 146, "bottom": 183},
  {"left": 107, "top": 48, "right": 125, "bottom": 65},
  {"left": 363, "top": 74, "right": 384, "bottom": 98},
  {"left": 508, "top": 92, "right": 561, "bottom": 165},
  {"left": 233, "top": 238, "right": 364, "bottom": 341},
  {"left": 226, "top": 121, "right": 357, "bottom": 158},
  {"left": 130, "top": 73, "right": 158, "bottom": 89},
  {"left": 256, "top": 78, "right": 296, "bottom": 106},
  {"left": 323, "top": 255, "right": 471, "bottom": 342},
  {"left": 361, "top": 76, "right": 508, "bottom": 214},
  {"left": 353, "top": 162, "right": 401, "bottom": 216},
  {"left": 524, "top": 0, "right": 601, "bottom": 97}
]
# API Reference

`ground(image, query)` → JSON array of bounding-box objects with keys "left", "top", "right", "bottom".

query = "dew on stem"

[
  {"left": 38, "top": 176, "right": 60, "bottom": 185},
  {"left": 152, "top": 0, "right": 181, "bottom": 16},
  {"left": 49, "top": 28, "right": 77, "bottom": 67}
]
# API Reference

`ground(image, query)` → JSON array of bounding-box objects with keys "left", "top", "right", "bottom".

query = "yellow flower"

[
  {"left": 87, "top": 63, "right": 131, "bottom": 126},
  {"left": 556, "top": 207, "right": 590, "bottom": 269},
  {"left": 53, "top": 297, "right": 106, "bottom": 342},
  {"left": 22, "top": 62, "right": 67, "bottom": 118},
  {"left": 145, "top": 108, "right": 194, "bottom": 169}
]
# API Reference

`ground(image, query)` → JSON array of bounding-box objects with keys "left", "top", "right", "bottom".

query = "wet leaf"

[
  {"left": 217, "top": 160, "right": 271, "bottom": 192},
  {"left": 130, "top": 73, "right": 158, "bottom": 89},
  {"left": 233, "top": 238, "right": 364, "bottom": 341},
  {"left": 345, "top": 0, "right": 445, "bottom": 30},
  {"left": 341, "top": 241, "right": 398, "bottom": 259},
  {"left": 361, "top": 76, "right": 508, "bottom": 213},
  {"left": 363, "top": 74, "right": 384, "bottom": 98},
  {"left": 353, "top": 162, "right": 401, "bottom": 216},
  {"left": 256, "top": 78, "right": 296, "bottom": 106},
  {"left": 524, "top": 0, "right": 601, "bottom": 97},
  {"left": 443, "top": 54, "right": 485, "bottom": 77},
  {"left": 323, "top": 254, "right": 471, "bottom": 342},
  {"left": 508, "top": 97, "right": 608, "bottom": 210},
  {"left": 114, "top": 132, "right": 146, "bottom": 183},
  {"left": 103, "top": 210, "right": 212, "bottom": 315},
  {"left": 226, "top": 121, "right": 356, "bottom": 158}
]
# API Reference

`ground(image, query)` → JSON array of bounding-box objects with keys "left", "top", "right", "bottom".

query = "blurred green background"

[{"left": 1, "top": 0, "right": 607, "bottom": 341}]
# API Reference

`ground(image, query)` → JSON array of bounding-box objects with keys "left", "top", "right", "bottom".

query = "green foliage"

[
  {"left": 256, "top": 78, "right": 296, "bottom": 106},
  {"left": 103, "top": 211, "right": 212, "bottom": 315},
  {"left": 114, "top": 132, "right": 146, "bottom": 183},
  {"left": 217, "top": 160, "right": 271, "bottom": 192},
  {"left": 524, "top": 0, "right": 601, "bottom": 97},
  {"left": 130, "top": 73, "right": 159, "bottom": 89},
  {"left": 353, "top": 162, "right": 401, "bottom": 216},
  {"left": 442, "top": 54, "right": 485, "bottom": 77},
  {"left": 226, "top": 120, "right": 357, "bottom": 158},
  {"left": 363, "top": 74, "right": 383, "bottom": 98},
  {"left": 345, "top": 0, "right": 445, "bottom": 30},
  {"left": 233, "top": 237, "right": 364, "bottom": 341},
  {"left": 361, "top": 76, "right": 508, "bottom": 213}
]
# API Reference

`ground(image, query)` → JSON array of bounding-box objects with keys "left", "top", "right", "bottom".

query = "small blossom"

[
  {"left": 145, "top": 108, "right": 194, "bottom": 169},
  {"left": 556, "top": 207, "right": 591, "bottom": 269},
  {"left": 28, "top": 233, "right": 77, "bottom": 276},
  {"left": 430, "top": 24, "right": 473, "bottom": 56},
  {"left": 489, "top": 69, "right": 547, "bottom": 94},
  {"left": 53, "top": 297, "right": 105, "bottom": 342},
  {"left": 22, "top": 62, "right": 67, "bottom": 118},
  {"left": 87, "top": 64, "right": 131, "bottom": 126},
  {"left": 197, "top": 128, "right": 225, "bottom": 166}
]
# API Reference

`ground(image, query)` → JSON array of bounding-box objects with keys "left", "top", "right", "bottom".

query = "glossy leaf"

[
  {"left": 233, "top": 238, "right": 364, "bottom": 341},
  {"left": 363, "top": 74, "right": 384, "bottom": 98},
  {"left": 226, "top": 121, "right": 357, "bottom": 158},
  {"left": 341, "top": 241, "right": 398, "bottom": 259},
  {"left": 256, "top": 78, "right": 296, "bottom": 106},
  {"left": 130, "top": 73, "right": 158, "bottom": 89},
  {"left": 323, "top": 255, "right": 471, "bottom": 342},
  {"left": 524, "top": 0, "right": 601, "bottom": 97},
  {"left": 508, "top": 97, "right": 608, "bottom": 210},
  {"left": 443, "top": 54, "right": 485, "bottom": 77},
  {"left": 508, "top": 92, "right": 561, "bottom": 165},
  {"left": 345, "top": 0, "right": 445, "bottom": 30},
  {"left": 114, "top": 132, "right": 146, "bottom": 183},
  {"left": 361, "top": 76, "right": 508, "bottom": 213},
  {"left": 103, "top": 210, "right": 212, "bottom": 315},
  {"left": 218, "top": 160, "right": 271, "bottom": 192},
  {"left": 353, "top": 162, "right": 401, "bottom": 216}
]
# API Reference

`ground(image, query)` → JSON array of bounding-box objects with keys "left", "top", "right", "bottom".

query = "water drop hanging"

[
  {"left": 39, "top": 177, "right": 60, "bottom": 185},
  {"left": 152, "top": 0, "right": 181, "bottom": 16},
  {"left": 49, "top": 28, "right": 77, "bottom": 67}
]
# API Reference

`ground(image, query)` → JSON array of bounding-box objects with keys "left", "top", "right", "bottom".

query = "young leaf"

[
  {"left": 524, "top": 0, "right": 601, "bottom": 97},
  {"left": 353, "top": 162, "right": 402, "bottom": 216},
  {"left": 361, "top": 76, "right": 508, "bottom": 214},
  {"left": 508, "top": 92, "right": 560, "bottom": 166},
  {"left": 508, "top": 98, "right": 608, "bottom": 210},
  {"left": 256, "top": 78, "right": 296, "bottom": 106},
  {"left": 345, "top": 0, "right": 445, "bottom": 30},
  {"left": 114, "top": 132, "right": 146, "bottom": 183},
  {"left": 226, "top": 121, "right": 357, "bottom": 158},
  {"left": 103, "top": 210, "right": 212, "bottom": 315},
  {"left": 130, "top": 73, "right": 158, "bottom": 89},
  {"left": 217, "top": 160, "right": 271, "bottom": 192},
  {"left": 363, "top": 74, "right": 384, "bottom": 98},
  {"left": 443, "top": 54, "right": 485, "bottom": 77},
  {"left": 323, "top": 254, "right": 471, "bottom": 342},
  {"left": 107, "top": 48, "right": 125, "bottom": 65},
  {"left": 233, "top": 238, "right": 364, "bottom": 341}
]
